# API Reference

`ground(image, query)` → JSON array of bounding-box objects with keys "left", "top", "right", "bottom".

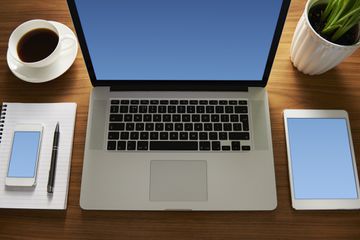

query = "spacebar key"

[{"left": 150, "top": 141, "right": 198, "bottom": 150}]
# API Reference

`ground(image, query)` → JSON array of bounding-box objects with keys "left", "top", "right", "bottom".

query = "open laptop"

[{"left": 68, "top": 0, "right": 290, "bottom": 210}]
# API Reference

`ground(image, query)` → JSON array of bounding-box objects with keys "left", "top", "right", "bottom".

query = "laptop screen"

[{"left": 73, "top": 0, "right": 285, "bottom": 81}]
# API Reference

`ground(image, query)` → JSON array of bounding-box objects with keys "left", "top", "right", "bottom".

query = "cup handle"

[{"left": 59, "top": 34, "right": 76, "bottom": 54}]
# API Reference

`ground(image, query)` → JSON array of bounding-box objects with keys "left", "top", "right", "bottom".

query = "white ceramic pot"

[{"left": 290, "top": 0, "right": 360, "bottom": 75}]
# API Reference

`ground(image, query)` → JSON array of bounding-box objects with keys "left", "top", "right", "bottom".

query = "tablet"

[{"left": 284, "top": 110, "right": 360, "bottom": 210}]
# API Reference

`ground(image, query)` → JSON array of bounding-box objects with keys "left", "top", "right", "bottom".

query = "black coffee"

[{"left": 17, "top": 28, "right": 59, "bottom": 63}]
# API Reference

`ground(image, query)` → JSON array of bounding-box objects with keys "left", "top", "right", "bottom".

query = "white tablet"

[{"left": 284, "top": 110, "right": 360, "bottom": 210}]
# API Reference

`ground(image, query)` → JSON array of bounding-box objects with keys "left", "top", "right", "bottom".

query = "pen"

[{"left": 47, "top": 122, "right": 60, "bottom": 193}]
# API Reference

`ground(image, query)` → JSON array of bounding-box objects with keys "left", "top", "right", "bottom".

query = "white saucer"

[{"left": 7, "top": 21, "right": 78, "bottom": 83}]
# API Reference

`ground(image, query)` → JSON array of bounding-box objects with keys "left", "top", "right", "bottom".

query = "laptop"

[{"left": 67, "top": 0, "right": 290, "bottom": 210}]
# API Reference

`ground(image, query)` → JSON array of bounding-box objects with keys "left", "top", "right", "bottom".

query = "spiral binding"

[{"left": 0, "top": 104, "right": 7, "bottom": 144}]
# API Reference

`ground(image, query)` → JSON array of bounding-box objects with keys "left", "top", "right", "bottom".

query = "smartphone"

[{"left": 5, "top": 124, "right": 43, "bottom": 187}]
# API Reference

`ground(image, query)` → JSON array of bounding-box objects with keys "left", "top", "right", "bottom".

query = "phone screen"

[
  {"left": 7, "top": 131, "right": 41, "bottom": 178},
  {"left": 287, "top": 118, "right": 358, "bottom": 199}
]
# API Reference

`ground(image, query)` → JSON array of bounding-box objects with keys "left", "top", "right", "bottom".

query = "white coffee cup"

[{"left": 8, "top": 19, "right": 76, "bottom": 68}]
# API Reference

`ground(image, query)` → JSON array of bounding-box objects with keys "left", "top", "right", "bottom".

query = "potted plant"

[{"left": 291, "top": 0, "right": 360, "bottom": 75}]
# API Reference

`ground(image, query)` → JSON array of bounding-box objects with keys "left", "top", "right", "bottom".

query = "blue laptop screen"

[{"left": 74, "top": 0, "right": 283, "bottom": 81}]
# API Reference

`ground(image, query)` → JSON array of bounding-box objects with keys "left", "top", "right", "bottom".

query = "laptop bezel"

[{"left": 67, "top": 0, "right": 291, "bottom": 90}]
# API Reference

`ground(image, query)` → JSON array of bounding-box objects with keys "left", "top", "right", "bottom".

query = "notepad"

[{"left": 0, "top": 103, "right": 76, "bottom": 209}]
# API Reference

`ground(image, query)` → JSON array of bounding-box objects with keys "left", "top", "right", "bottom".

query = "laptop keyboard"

[{"left": 107, "top": 99, "right": 251, "bottom": 151}]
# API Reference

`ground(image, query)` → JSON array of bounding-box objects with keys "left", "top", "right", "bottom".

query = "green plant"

[{"left": 321, "top": 0, "right": 360, "bottom": 42}]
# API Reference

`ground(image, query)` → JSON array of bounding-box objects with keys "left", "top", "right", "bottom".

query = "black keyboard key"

[
  {"left": 194, "top": 123, "right": 203, "bottom": 131},
  {"left": 201, "top": 115, "right": 210, "bottom": 122},
  {"left": 211, "top": 115, "right": 220, "bottom": 122},
  {"left": 204, "top": 123, "right": 212, "bottom": 131},
  {"left": 209, "top": 132, "right": 217, "bottom": 140},
  {"left": 243, "top": 122, "right": 249, "bottom": 131},
  {"left": 110, "top": 114, "right": 123, "bottom": 122},
  {"left": 187, "top": 106, "right": 195, "bottom": 113},
  {"left": 200, "top": 141, "right": 210, "bottom": 151},
  {"left": 155, "top": 123, "right": 164, "bottom": 131},
  {"left": 232, "top": 141, "right": 241, "bottom": 151},
  {"left": 107, "top": 141, "right": 116, "bottom": 150},
  {"left": 160, "top": 100, "right": 169, "bottom": 105},
  {"left": 209, "top": 100, "right": 218, "bottom": 105},
  {"left": 175, "top": 123, "right": 183, "bottom": 131},
  {"left": 130, "top": 100, "right": 139, "bottom": 105},
  {"left": 150, "top": 100, "right": 159, "bottom": 105},
  {"left": 177, "top": 106, "right": 186, "bottom": 113},
  {"left": 170, "top": 100, "right": 179, "bottom": 105},
  {"left": 124, "top": 114, "right": 132, "bottom": 122},
  {"left": 231, "top": 115, "right": 239, "bottom": 122},
  {"left": 134, "top": 114, "right": 142, "bottom": 122},
  {"left": 199, "top": 100, "right": 208, "bottom": 105},
  {"left": 140, "top": 132, "right": 149, "bottom": 140},
  {"left": 229, "top": 132, "right": 250, "bottom": 140},
  {"left": 242, "top": 145, "right": 251, "bottom": 151},
  {"left": 121, "top": 132, "right": 129, "bottom": 140},
  {"left": 117, "top": 141, "right": 126, "bottom": 150},
  {"left": 225, "top": 106, "right": 233, "bottom": 113},
  {"left": 214, "top": 123, "right": 222, "bottom": 131},
  {"left": 109, "top": 123, "right": 125, "bottom": 131},
  {"left": 206, "top": 106, "right": 215, "bottom": 113},
  {"left": 219, "top": 100, "right": 227, "bottom": 105},
  {"left": 180, "top": 132, "right": 188, "bottom": 140},
  {"left": 192, "top": 114, "right": 200, "bottom": 122},
  {"left": 190, "top": 132, "right": 198, "bottom": 140},
  {"left": 111, "top": 100, "right": 120, "bottom": 104},
  {"left": 163, "top": 114, "right": 171, "bottom": 122},
  {"left": 170, "top": 132, "right": 178, "bottom": 140},
  {"left": 180, "top": 100, "right": 188, "bottom": 105},
  {"left": 216, "top": 106, "right": 224, "bottom": 113},
  {"left": 172, "top": 114, "right": 181, "bottom": 122},
  {"left": 127, "top": 141, "right": 136, "bottom": 150},
  {"left": 136, "top": 123, "right": 144, "bottom": 131},
  {"left": 121, "top": 100, "right": 129, "bottom": 105},
  {"left": 141, "top": 100, "right": 149, "bottom": 105},
  {"left": 168, "top": 106, "right": 176, "bottom": 113},
  {"left": 110, "top": 106, "right": 119, "bottom": 113},
  {"left": 126, "top": 123, "right": 135, "bottom": 131},
  {"left": 239, "top": 100, "right": 247, "bottom": 105},
  {"left": 196, "top": 106, "right": 205, "bottom": 113},
  {"left": 182, "top": 114, "right": 191, "bottom": 122},
  {"left": 108, "top": 132, "right": 119, "bottom": 140},
  {"left": 223, "top": 123, "right": 232, "bottom": 131},
  {"left": 130, "top": 132, "right": 139, "bottom": 140},
  {"left": 222, "top": 145, "right": 231, "bottom": 151},
  {"left": 139, "top": 106, "right": 147, "bottom": 113},
  {"left": 229, "top": 100, "right": 237, "bottom": 105},
  {"left": 153, "top": 114, "right": 161, "bottom": 122},
  {"left": 120, "top": 106, "right": 129, "bottom": 113},
  {"left": 146, "top": 123, "right": 154, "bottom": 131},
  {"left": 190, "top": 100, "right": 198, "bottom": 105},
  {"left": 158, "top": 106, "right": 166, "bottom": 113},
  {"left": 150, "top": 141, "right": 198, "bottom": 150},
  {"left": 240, "top": 115, "right": 248, "bottom": 121},
  {"left": 130, "top": 106, "right": 138, "bottom": 113},
  {"left": 233, "top": 123, "right": 242, "bottom": 131},
  {"left": 144, "top": 114, "right": 152, "bottom": 122},
  {"left": 219, "top": 132, "right": 227, "bottom": 140},
  {"left": 160, "top": 132, "right": 168, "bottom": 140},
  {"left": 235, "top": 106, "right": 248, "bottom": 113},
  {"left": 165, "top": 123, "right": 174, "bottom": 131},
  {"left": 221, "top": 115, "right": 229, "bottom": 122},
  {"left": 200, "top": 132, "right": 208, "bottom": 140},
  {"left": 212, "top": 141, "right": 221, "bottom": 150},
  {"left": 184, "top": 123, "right": 193, "bottom": 131},
  {"left": 149, "top": 106, "right": 157, "bottom": 113},
  {"left": 137, "top": 141, "right": 148, "bottom": 150},
  {"left": 150, "top": 132, "right": 159, "bottom": 140}
]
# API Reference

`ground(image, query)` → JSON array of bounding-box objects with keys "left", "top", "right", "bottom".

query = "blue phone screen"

[
  {"left": 7, "top": 131, "right": 41, "bottom": 178},
  {"left": 287, "top": 118, "right": 358, "bottom": 199}
]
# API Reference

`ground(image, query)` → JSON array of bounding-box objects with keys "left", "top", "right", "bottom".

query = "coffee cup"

[{"left": 8, "top": 19, "right": 76, "bottom": 68}]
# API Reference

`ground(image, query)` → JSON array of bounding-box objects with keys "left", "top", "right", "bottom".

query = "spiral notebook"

[{"left": 0, "top": 103, "right": 76, "bottom": 209}]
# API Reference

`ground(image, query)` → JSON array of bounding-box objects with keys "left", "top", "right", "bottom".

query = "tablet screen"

[{"left": 287, "top": 118, "right": 358, "bottom": 199}]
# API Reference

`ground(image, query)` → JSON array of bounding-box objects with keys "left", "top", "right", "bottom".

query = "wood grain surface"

[{"left": 1, "top": 1, "right": 360, "bottom": 239}]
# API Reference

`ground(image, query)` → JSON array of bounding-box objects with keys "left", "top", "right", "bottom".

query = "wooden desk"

[{"left": 0, "top": 1, "right": 359, "bottom": 239}]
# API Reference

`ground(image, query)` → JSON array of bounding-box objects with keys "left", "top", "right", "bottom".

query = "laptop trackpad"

[{"left": 150, "top": 160, "right": 208, "bottom": 201}]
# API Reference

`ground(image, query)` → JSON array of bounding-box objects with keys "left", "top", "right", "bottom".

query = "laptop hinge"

[{"left": 110, "top": 85, "right": 249, "bottom": 92}]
